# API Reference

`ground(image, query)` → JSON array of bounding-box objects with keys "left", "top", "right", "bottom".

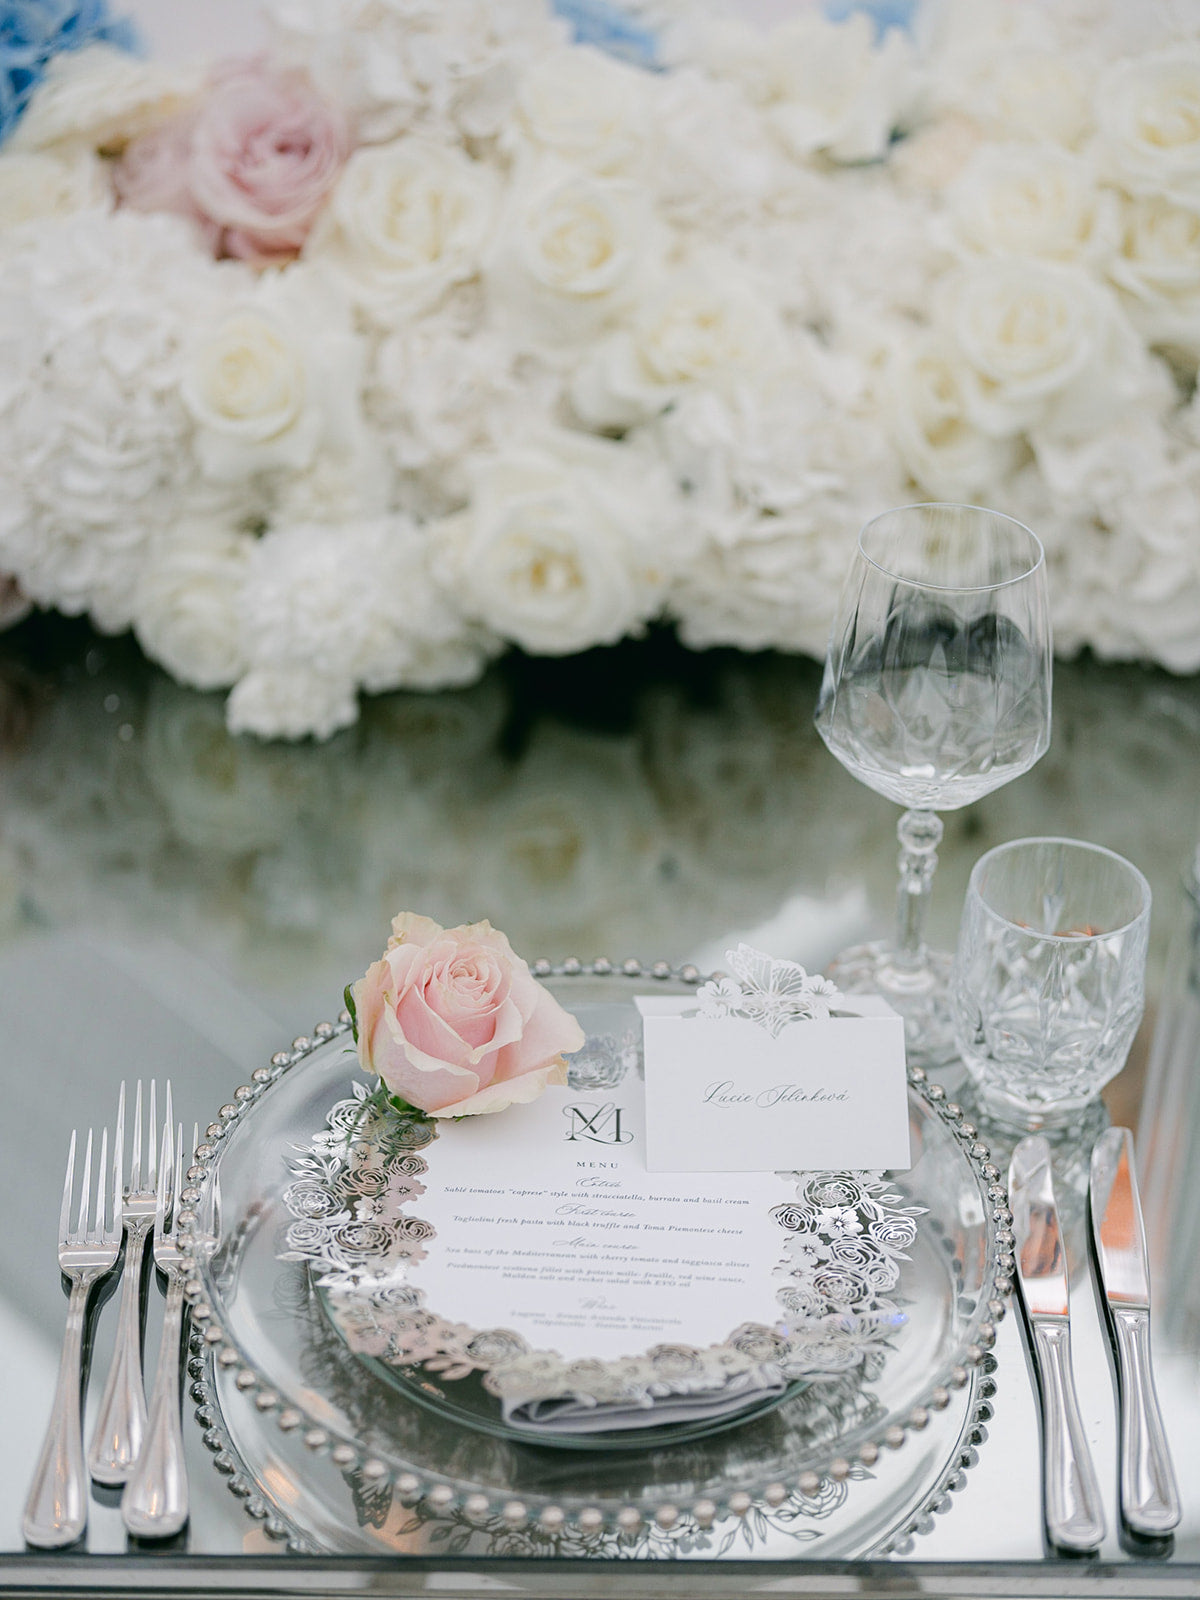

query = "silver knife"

[
  {"left": 1090, "top": 1126, "right": 1181, "bottom": 1538},
  {"left": 1010, "top": 1135, "right": 1107, "bottom": 1554}
]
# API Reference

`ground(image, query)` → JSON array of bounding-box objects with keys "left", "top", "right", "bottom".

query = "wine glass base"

[{"left": 826, "top": 941, "right": 959, "bottom": 1071}]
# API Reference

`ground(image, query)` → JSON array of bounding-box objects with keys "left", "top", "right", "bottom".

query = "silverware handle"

[
  {"left": 121, "top": 1275, "right": 189, "bottom": 1540},
  {"left": 23, "top": 1277, "right": 92, "bottom": 1548},
  {"left": 1032, "top": 1318, "right": 1107, "bottom": 1553},
  {"left": 88, "top": 1219, "right": 150, "bottom": 1485},
  {"left": 1111, "top": 1307, "right": 1181, "bottom": 1536}
]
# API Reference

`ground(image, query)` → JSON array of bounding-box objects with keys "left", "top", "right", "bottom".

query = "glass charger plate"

[{"left": 179, "top": 964, "right": 1012, "bottom": 1554}]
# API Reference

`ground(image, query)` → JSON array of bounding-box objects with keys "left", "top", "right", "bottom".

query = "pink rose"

[
  {"left": 113, "top": 116, "right": 221, "bottom": 251},
  {"left": 115, "top": 63, "right": 349, "bottom": 265},
  {"left": 351, "top": 913, "right": 585, "bottom": 1118}
]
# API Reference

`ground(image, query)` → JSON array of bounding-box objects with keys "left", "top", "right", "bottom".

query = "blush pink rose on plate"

[
  {"left": 115, "top": 62, "right": 349, "bottom": 264},
  {"left": 349, "top": 912, "right": 586, "bottom": 1118}
]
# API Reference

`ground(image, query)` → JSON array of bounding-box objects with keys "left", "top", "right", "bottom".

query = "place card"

[{"left": 637, "top": 948, "right": 911, "bottom": 1174}]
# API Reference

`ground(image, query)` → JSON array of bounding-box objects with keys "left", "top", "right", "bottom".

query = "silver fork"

[
  {"left": 23, "top": 1126, "right": 122, "bottom": 1548},
  {"left": 89, "top": 1079, "right": 166, "bottom": 1485},
  {"left": 122, "top": 1121, "right": 191, "bottom": 1539}
]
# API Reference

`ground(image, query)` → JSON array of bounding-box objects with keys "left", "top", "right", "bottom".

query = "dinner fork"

[
  {"left": 122, "top": 1122, "right": 191, "bottom": 1539},
  {"left": 23, "top": 1126, "right": 122, "bottom": 1548},
  {"left": 89, "top": 1080, "right": 165, "bottom": 1485}
]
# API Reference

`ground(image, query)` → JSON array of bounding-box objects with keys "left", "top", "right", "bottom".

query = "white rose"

[
  {"left": 1107, "top": 194, "right": 1200, "bottom": 359},
  {"left": 181, "top": 268, "right": 368, "bottom": 482},
  {"left": 938, "top": 258, "right": 1164, "bottom": 438},
  {"left": 435, "top": 431, "right": 681, "bottom": 656},
  {"left": 484, "top": 165, "right": 665, "bottom": 345},
  {"left": 884, "top": 333, "right": 1019, "bottom": 503},
  {"left": 131, "top": 515, "right": 255, "bottom": 691},
  {"left": 989, "top": 51, "right": 1093, "bottom": 149},
  {"left": 9, "top": 43, "right": 201, "bottom": 155},
  {"left": 506, "top": 46, "right": 651, "bottom": 176},
  {"left": 570, "top": 258, "right": 781, "bottom": 430},
  {"left": 305, "top": 140, "right": 498, "bottom": 323},
  {"left": 761, "top": 12, "right": 919, "bottom": 165},
  {"left": 0, "top": 150, "right": 108, "bottom": 234},
  {"left": 945, "top": 143, "right": 1118, "bottom": 266},
  {"left": 1095, "top": 48, "right": 1200, "bottom": 213}
]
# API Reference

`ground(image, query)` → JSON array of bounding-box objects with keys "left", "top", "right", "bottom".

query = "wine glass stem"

[{"left": 893, "top": 809, "right": 944, "bottom": 970}]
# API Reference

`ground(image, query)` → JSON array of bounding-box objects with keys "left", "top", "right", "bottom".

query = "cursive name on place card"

[{"left": 636, "top": 970, "right": 911, "bottom": 1173}]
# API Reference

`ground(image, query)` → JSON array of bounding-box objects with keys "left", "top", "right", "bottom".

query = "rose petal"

[{"left": 428, "top": 1056, "right": 569, "bottom": 1118}]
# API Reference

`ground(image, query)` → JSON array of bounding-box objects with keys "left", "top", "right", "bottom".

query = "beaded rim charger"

[{"left": 174, "top": 958, "right": 1014, "bottom": 1547}]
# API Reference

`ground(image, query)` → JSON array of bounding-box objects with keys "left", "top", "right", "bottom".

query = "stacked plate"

[{"left": 180, "top": 967, "right": 1008, "bottom": 1559}]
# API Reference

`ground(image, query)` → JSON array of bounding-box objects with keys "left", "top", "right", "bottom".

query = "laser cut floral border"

[{"left": 279, "top": 1059, "right": 925, "bottom": 1414}]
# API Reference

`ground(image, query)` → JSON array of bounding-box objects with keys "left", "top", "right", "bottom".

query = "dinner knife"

[
  {"left": 1010, "top": 1134, "right": 1107, "bottom": 1555},
  {"left": 1089, "top": 1126, "right": 1181, "bottom": 1538}
]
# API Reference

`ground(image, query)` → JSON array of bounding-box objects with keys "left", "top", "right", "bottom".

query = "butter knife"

[
  {"left": 1010, "top": 1134, "right": 1107, "bottom": 1555},
  {"left": 1089, "top": 1126, "right": 1181, "bottom": 1538}
]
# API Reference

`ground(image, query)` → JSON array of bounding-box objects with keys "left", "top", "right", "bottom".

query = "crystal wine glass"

[{"left": 814, "top": 503, "right": 1052, "bottom": 1063}]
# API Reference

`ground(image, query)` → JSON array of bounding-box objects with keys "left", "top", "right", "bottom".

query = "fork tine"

[
  {"left": 59, "top": 1130, "right": 77, "bottom": 1244},
  {"left": 93, "top": 1128, "right": 109, "bottom": 1244},
  {"left": 111, "top": 1087, "right": 124, "bottom": 1242},
  {"left": 130, "top": 1080, "right": 143, "bottom": 1193},
  {"left": 147, "top": 1080, "right": 159, "bottom": 1192},
  {"left": 155, "top": 1122, "right": 172, "bottom": 1239},
  {"left": 76, "top": 1129, "right": 93, "bottom": 1241},
  {"left": 173, "top": 1124, "right": 184, "bottom": 1232}
]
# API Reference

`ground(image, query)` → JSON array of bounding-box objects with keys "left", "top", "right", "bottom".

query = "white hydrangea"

[
  {"left": 659, "top": 365, "right": 906, "bottom": 655},
  {"left": 0, "top": 209, "right": 230, "bottom": 632},
  {"left": 690, "top": 10, "right": 920, "bottom": 165},
  {"left": 229, "top": 516, "right": 497, "bottom": 738},
  {"left": 131, "top": 507, "right": 257, "bottom": 691},
  {"left": 264, "top": 0, "right": 566, "bottom": 143}
]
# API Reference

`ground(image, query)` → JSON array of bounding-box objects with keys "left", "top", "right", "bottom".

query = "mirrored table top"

[{"left": 0, "top": 619, "right": 1197, "bottom": 1596}]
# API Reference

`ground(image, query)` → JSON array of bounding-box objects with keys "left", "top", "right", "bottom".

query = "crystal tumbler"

[{"left": 952, "top": 837, "right": 1150, "bottom": 1127}]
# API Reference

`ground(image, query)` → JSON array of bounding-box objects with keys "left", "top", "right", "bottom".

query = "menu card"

[{"left": 409, "top": 1078, "right": 791, "bottom": 1362}]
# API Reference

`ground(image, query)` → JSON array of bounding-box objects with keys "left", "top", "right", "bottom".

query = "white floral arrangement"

[{"left": 4, "top": 0, "right": 1200, "bottom": 739}]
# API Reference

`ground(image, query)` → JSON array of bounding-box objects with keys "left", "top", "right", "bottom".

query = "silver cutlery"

[
  {"left": 89, "top": 1079, "right": 166, "bottom": 1486},
  {"left": 122, "top": 1121, "right": 190, "bottom": 1539},
  {"left": 1090, "top": 1126, "right": 1181, "bottom": 1538},
  {"left": 23, "top": 1127, "right": 122, "bottom": 1549},
  {"left": 1010, "top": 1133, "right": 1107, "bottom": 1555}
]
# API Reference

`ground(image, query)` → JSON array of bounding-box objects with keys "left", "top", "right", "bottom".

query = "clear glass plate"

[{"left": 181, "top": 967, "right": 1010, "bottom": 1550}]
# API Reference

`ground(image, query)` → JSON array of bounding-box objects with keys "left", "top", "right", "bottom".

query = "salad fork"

[
  {"left": 122, "top": 1121, "right": 190, "bottom": 1539},
  {"left": 23, "top": 1126, "right": 122, "bottom": 1548},
  {"left": 89, "top": 1079, "right": 166, "bottom": 1486}
]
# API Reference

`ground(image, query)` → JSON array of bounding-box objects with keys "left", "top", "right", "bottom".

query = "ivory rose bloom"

[
  {"left": 485, "top": 167, "right": 662, "bottom": 343},
  {"left": 306, "top": 140, "right": 498, "bottom": 322},
  {"left": 945, "top": 143, "right": 1117, "bottom": 265},
  {"left": 352, "top": 913, "right": 585, "bottom": 1117},
  {"left": 435, "top": 431, "right": 681, "bottom": 656},
  {"left": 938, "top": 258, "right": 1157, "bottom": 438},
  {"left": 1108, "top": 194, "right": 1200, "bottom": 358},
  {"left": 1095, "top": 48, "right": 1200, "bottom": 215},
  {"left": 507, "top": 47, "right": 651, "bottom": 175}
]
